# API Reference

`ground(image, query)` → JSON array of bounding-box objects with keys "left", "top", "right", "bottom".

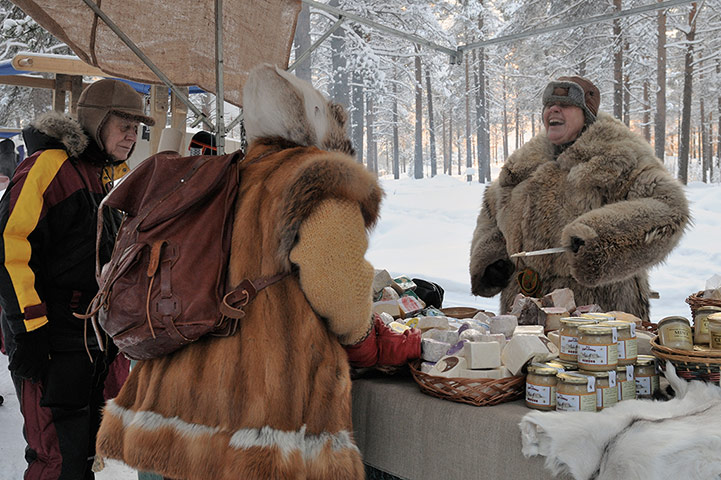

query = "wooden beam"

[
  {"left": 69, "top": 76, "right": 83, "bottom": 115},
  {"left": 170, "top": 87, "right": 189, "bottom": 131},
  {"left": 12, "top": 53, "right": 105, "bottom": 77},
  {"left": 53, "top": 73, "right": 68, "bottom": 112},
  {"left": 0, "top": 75, "right": 55, "bottom": 89},
  {"left": 149, "top": 85, "right": 168, "bottom": 155}
]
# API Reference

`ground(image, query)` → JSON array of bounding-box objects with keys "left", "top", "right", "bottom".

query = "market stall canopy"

[{"left": 11, "top": 0, "right": 301, "bottom": 108}]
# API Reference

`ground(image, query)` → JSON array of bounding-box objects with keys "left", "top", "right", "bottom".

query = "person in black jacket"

[{"left": 0, "top": 79, "right": 154, "bottom": 480}]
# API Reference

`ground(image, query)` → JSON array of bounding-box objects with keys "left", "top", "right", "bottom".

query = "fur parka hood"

[
  {"left": 22, "top": 111, "right": 89, "bottom": 158},
  {"left": 470, "top": 112, "right": 689, "bottom": 320}
]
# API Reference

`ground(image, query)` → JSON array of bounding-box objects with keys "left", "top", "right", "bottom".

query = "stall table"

[{"left": 351, "top": 373, "right": 569, "bottom": 480}]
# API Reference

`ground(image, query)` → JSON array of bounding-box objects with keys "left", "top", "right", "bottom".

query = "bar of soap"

[
  {"left": 417, "top": 316, "right": 450, "bottom": 331},
  {"left": 422, "top": 327, "right": 458, "bottom": 344},
  {"left": 513, "top": 325, "right": 544, "bottom": 336},
  {"left": 501, "top": 334, "right": 559, "bottom": 375},
  {"left": 421, "top": 338, "right": 451, "bottom": 362},
  {"left": 388, "top": 321, "right": 410, "bottom": 333},
  {"left": 421, "top": 361, "right": 436, "bottom": 374},
  {"left": 489, "top": 315, "right": 518, "bottom": 337},
  {"left": 480, "top": 333, "right": 507, "bottom": 351},
  {"left": 464, "top": 341, "right": 501, "bottom": 369},
  {"left": 429, "top": 355, "right": 509, "bottom": 379}
]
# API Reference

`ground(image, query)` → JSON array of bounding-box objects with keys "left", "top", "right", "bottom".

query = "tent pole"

[
  {"left": 215, "top": 0, "right": 225, "bottom": 155},
  {"left": 80, "top": 0, "right": 214, "bottom": 131}
]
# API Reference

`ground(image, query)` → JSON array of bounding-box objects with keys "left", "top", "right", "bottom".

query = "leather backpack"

[{"left": 80, "top": 151, "right": 285, "bottom": 360}]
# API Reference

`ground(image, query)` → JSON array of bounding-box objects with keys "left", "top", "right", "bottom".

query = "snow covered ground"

[{"left": 1, "top": 175, "right": 720, "bottom": 479}]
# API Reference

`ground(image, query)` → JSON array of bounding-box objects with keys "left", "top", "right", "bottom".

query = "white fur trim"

[{"left": 105, "top": 400, "right": 359, "bottom": 459}]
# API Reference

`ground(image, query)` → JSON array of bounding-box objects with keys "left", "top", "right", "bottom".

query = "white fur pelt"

[{"left": 519, "top": 362, "right": 721, "bottom": 480}]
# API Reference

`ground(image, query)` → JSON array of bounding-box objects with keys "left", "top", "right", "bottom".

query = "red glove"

[
  {"left": 375, "top": 314, "right": 421, "bottom": 366},
  {"left": 344, "top": 324, "right": 378, "bottom": 368}
]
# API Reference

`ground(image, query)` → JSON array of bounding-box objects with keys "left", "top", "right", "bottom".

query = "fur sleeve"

[
  {"left": 469, "top": 182, "right": 514, "bottom": 297},
  {"left": 561, "top": 167, "right": 689, "bottom": 287}
]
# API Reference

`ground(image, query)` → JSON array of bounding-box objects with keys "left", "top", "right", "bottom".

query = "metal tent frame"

[{"left": 22, "top": 0, "right": 699, "bottom": 155}]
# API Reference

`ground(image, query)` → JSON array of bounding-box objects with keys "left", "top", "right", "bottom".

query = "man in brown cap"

[
  {"left": 470, "top": 75, "right": 688, "bottom": 323},
  {"left": 0, "top": 78, "right": 153, "bottom": 480}
]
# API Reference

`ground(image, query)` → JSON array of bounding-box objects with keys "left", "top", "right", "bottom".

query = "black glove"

[
  {"left": 482, "top": 259, "right": 515, "bottom": 288},
  {"left": 570, "top": 236, "right": 586, "bottom": 253},
  {"left": 8, "top": 327, "right": 50, "bottom": 381}
]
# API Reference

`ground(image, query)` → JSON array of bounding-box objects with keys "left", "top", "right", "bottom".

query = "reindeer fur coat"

[
  {"left": 469, "top": 113, "right": 689, "bottom": 320},
  {"left": 96, "top": 66, "right": 382, "bottom": 479}
]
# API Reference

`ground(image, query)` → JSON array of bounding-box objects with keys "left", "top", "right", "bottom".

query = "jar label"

[
  {"left": 712, "top": 334, "right": 721, "bottom": 350},
  {"left": 597, "top": 385, "right": 619, "bottom": 409},
  {"left": 696, "top": 315, "right": 710, "bottom": 335},
  {"left": 635, "top": 374, "right": 659, "bottom": 396},
  {"left": 618, "top": 339, "right": 638, "bottom": 361},
  {"left": 619, "top": 379, "right": 636, "bottom": 401},
  {"left": 526, "top": 382, "right": 555, "bottom": 407},
  {"left": 556, "top": 392, "right": 596, "bottom": 412},
  {"left": 560, "top": 335, "right": 578, "bottom": 356},
  {"left": 578, "top": 343, "right": 618, "bottom": 367}
]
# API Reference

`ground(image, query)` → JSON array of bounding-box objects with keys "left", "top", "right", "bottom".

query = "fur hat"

[
  {"left": 77, "top": 79, "right": 155, "bottom": 150},
  {"left": 542, "top": 76, "right": 600, "bottom": 125}
]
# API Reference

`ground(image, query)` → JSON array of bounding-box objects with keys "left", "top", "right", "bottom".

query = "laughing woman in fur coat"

[
  {"left": 470, "top": 76, "right": 689, "bottom": 321},
  {"left": 94, "top": 66, "right": 419, "bottom": 480}
]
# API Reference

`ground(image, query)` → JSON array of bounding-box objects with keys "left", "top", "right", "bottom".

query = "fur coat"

[
  {"left": 469, "top": 113, "right": 689, "bottom": 320},
  {"left": 520, "top": 362, "right": 721, "bottom": 479},
  {"left": 95, "top": 66, "right": 382, "bottom": 479}
]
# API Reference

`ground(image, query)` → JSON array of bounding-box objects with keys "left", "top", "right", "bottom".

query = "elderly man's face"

[
  {"left": 100, "top": 114, "right": 139, "bottom": 161},
  {"left": 543, "top": 103, "right": 585, "bottom": 146}
]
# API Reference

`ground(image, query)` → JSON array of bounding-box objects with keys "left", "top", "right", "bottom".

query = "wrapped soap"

[
  {"left": 501, "top": 334, "right": 559, "bottom": 375},
  {"left": 464, "top": 341, "right": 501, "bottom": 369},
  {"left": 393, "top": 275, "right": 416, "bottom": 292},
  {"left": 489, "top": 315, "right": 518, "bottom": 338},
  {"left": 372, "top": 269, "right": 395, "bottom": 296},
  {"left": 388, "top": 321, "right": 410, "bottom": 333},
  {"left": 398, "top": 293, "right": 425, "bottom": 318},
  {"left": 422, "top": 338, "right": 452, "bottom": 362},
  {"left": 378, "top": 312, "right": 395, "bottom": 325}
]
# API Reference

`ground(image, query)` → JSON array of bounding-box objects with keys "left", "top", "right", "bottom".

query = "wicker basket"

[
  {"left": 685, "top": 291, "right": 721, "bottom": 318},
  {"left": 409, "top": 360, "right": 525, "bottom": 407},
  {"left": 650, "top": 336, "right": 721, "bottom": 383}
]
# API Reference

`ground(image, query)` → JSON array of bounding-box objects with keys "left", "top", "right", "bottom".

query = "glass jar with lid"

[
  {"left": 580, "top": 369, "right": 618, "bottom": 410},
  {"left": 693, "top": 306, "right": 721, "bottom": 345},
  {"left": 577, "top": 325, "right": 618, "bottom": 371},
  {"left": 556, "top": 372, "right": 596, "bottom": 412},
  {"left": 707, "top": 313, "right": 721, "bottom": 350},
  {"left": 657, "top": 316, "right": 693, "bottom": 350},
  {"left": 545, "top": 359, "right": 579, "bottom": 372},
  {"left": 559, "top": 317, "right": 597, "bottom": 362},
  {"left": 580, "top": 313, "right": 616, "bottom": 322},
  {"left": 525, "top": 364, "right": 560, "bottom": 410},
  {"left": 599, "top": 320, "right": 637, "bottom": 365},
  {"left": 635, "top": 355, "right": 659, "bottom": 399},
  {"left": 616, "top": 364, "right": 636, "bottom": 401}
]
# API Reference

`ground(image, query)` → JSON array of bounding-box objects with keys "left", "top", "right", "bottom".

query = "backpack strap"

[{"left": 220, "top": 272, "right": 291, "bottom": 319}]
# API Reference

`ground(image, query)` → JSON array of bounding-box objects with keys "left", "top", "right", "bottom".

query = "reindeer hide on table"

[{"left": 519, "top": 362, "right": 721, "bottom": 480}]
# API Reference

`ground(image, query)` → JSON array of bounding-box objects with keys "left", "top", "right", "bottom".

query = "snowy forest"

[{"left": 1, "top": 0, "right": 721, "bottom": 184}]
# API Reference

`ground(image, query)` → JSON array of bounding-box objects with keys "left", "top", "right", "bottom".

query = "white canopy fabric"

[{"left": 12, "top": 0, "right": 301, "bottom": 107}]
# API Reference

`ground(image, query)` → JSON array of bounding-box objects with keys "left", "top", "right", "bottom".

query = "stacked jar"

[
  {"left": 559, "top": 318, "right": 597, "bottom": 363},
  {"left": 525, "top": 364, "right": 560, "bottom": 411},
  {"left": 707, "top": 313, "right": 721, "bottom": 350},
  {"left": 616, "top": 365, "right": 637, "bottom": 401},
  {"left": 598, "top": 320, "right": 637, "bottom": 366},
  {"left": 583, "top": 370, "right": 618, "bottom": 410},
  {"left": 693, "top": 306, "right": 721, "bottom": 345},
  {"left": 577, "top": 324, "right": 618, "bottom": 372},
  {"left": 635, "top": 355, "right": 659, "bottom": 399},
  {"left": 556, "top": 372, "right": 596, "bottom": 412}
]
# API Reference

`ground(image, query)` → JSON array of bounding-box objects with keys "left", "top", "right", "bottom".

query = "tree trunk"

[
  {"left": 475, "top": 12, "right": 491, "bottom": 183},
  {"left": 515, "top": 107, "right": 521, "bottom": 150},
  {"left": 449, "top": 106, "right": 454, "bottom": 175},
  {"left": 351, "top": 70, "right": 364, "bottom": 166},
  {"left": 655, "top": 0, "right": 667, "bottom": 161},
  {"left": 717, "top": 60, "right": 721, "bottom": 180},
  {"left": 613, "top": 0, "right": 623, "bottom": 120},
  {"left": 643, "top": 81, "right": 651, "bottom": 142},
  {"left": 465, "top": 57, "right": 472, "bottom": 181},
  {"left": 502, "top": 75, "right": 509, "bottom": 161},
  {"left": 678, "top": 2, "right": 697, "bottom": 185},
  {"left": 292, "top": 3, "right": 312, "bottom": 82},
  {"left": 329, "top": 0, "right": 348, "bottom": 109},
  {"left": 623, "top": 42, "right": 630, "bottom": 126},
  {"left": 392, "top": 79, "right": 400, "bottom": 179},
  {"left": 414, "top": 45, "right": 423, "bottom": 179},
  {"left": 442, "top": 110, "right": 448, "bottom": 175},
  {"left": 700, "top": 98, "right": 710, "bottom": 183},
  {"left": 425, "top": 67, "right": 437, "bottom": 177},
  {"left": 366, "top": 95, "right": 377, "bottom": 175}
]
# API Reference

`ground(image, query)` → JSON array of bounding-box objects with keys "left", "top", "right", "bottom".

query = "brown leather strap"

[{"left": 220, "top": 272, "right": 290, "bottom": 319}]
